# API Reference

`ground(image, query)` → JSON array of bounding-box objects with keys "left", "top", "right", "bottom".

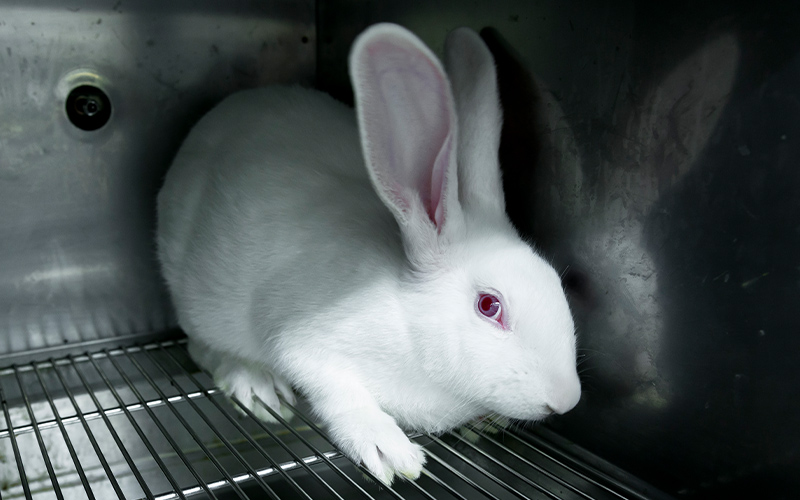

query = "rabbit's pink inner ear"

[{"left": 350, "top": 24, "right": 457, "bottom": 233}]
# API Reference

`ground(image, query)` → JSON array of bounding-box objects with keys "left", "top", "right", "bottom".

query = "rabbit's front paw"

[
  {"left": 214, "top": 363, "right": 295, "bottom": 423},
  {"left": 331, "top": 410, "right": 425, "bottom": 486}
]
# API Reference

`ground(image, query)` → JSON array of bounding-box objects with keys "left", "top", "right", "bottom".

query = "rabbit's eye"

[{"left": 476, "top": 293, "right": 506, "bottom": 329}]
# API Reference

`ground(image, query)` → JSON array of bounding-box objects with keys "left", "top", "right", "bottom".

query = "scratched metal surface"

[{"left": 0, "top": 0, "right": 314, "bottom": 355}]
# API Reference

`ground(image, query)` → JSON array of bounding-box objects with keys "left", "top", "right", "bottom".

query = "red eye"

[{"left": 476, "top": 293, "right": 505, "bottom": 328}]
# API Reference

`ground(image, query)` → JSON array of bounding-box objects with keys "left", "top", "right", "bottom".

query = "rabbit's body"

[
  {"left": 159, "top": 86, "right": 484, "bottom": 431},
  {"left": 159, "top": 87, "right": 396, "bottom": 369},
  {"left": 158, "top": 24, "right": 581, "bottom": 485}
]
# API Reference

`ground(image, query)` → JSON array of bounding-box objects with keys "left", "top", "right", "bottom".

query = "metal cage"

[
  {"left": 1, "top": 0, "right": 798, "bottom": 498},
  {"left": 1, "top": 337, "right": 666, "bottom": 500}
]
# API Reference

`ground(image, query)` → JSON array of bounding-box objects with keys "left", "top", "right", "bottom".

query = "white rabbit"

[{"left": 157, "top": 23, "right": 581, "bottom": 485}]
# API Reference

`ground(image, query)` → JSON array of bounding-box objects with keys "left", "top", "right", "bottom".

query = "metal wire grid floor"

[{"left": 0, "top": 338, "right": 663, "bottom": 500}]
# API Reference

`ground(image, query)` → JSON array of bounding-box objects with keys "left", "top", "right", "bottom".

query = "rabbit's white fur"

[{"left": 157, "top": 24, "right": 580, "bottom": 485}]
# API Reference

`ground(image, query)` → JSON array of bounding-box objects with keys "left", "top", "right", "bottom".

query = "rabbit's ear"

[
  {"left": 444, "top": 28, "right": 506, "bottom": 221},
  {"left": 350, "top": 24, "right": 462, "bottom": 251}
]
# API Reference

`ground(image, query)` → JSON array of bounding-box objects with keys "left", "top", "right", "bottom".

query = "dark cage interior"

[{"left": 1, "top": 0, "right": 798, "bottom": 499}]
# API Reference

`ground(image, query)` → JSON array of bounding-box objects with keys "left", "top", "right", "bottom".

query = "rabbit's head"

[{"left": 349, "top": 24, "right": 581, "bottom": 423}]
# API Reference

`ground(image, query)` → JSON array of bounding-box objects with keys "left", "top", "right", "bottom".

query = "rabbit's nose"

[
  {"left": 547, "top": 393, "right": 580, "bottom": 415},
  {"left": 547, "top": 373, "right": 582, "bottom": 415}
]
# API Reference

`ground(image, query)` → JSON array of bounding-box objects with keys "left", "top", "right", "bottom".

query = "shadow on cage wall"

[{"left": 485, "top": 2, "right": 800, "bottom": 497}]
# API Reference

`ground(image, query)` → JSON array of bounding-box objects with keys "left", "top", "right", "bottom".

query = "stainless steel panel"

[
  {"left": 0, "top": 1, "right": 314, "bottom": 354},
  {"left": 317, "top": 1, "right": 799, "bottom": 497}
]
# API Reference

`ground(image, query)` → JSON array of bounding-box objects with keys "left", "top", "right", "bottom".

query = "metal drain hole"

[{"left": 66, "top": 85, "right": 111, "bottom": 130}]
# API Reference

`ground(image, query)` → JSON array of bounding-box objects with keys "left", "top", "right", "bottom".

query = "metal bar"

[
  {"left": 0, "top": 387, "right": 222, "bottom": 439},
  {"left": 29, "top": 363, "right": 100, "bottom": 500},
  {"left": 0, "top": 329, "right": 185, "bottom": 367},
  {"left": 101, "top": 351, "right": 219, "bottom": 500},
  {"left": 512, "top": 428, "right": 634, "bottom": 499},
  {"left": 277, "top": 397, "right": 466, "bottom": 500},
  {"left": 51, "top": 358, "right": 154, "bottom": 500},
  {"left": 139, "top": 347, "right": 284, "bottom": 500},
  {"left": 11, "top": 365, "right": 66, "bottom": 500},
  {"left": 238, "top": 393, "right": 374, "bottom": 500},
  {"left": 255, "top": 394, "right": 442, "bottom": 500},
  {"left": 157, "top": 344, "right": 318, "bottom": 500},
  {"left": 81, "top": 354, "right": 187, "bottom": 500},
  {"left": 0, "top": 381, "right": 33, "bottom": 500},
  {"left": 147, "top": 453, "right": 346, "bottom": 500},
  {"left": 418, "top": 467, "right": 471, "bottom": 500},
  {"left": 384, "top": 459, "right": 437, "bottom": 500},
  {"left": 465, "top": 424, "right": 603, "bottom": 500},
  {"left": 275, "top": 397, "right": 411, "bottom": 500},
  {"left": 440, "top": 428, "right": 563, "bottom": 499},
  {"left": 119, "top": 348, "right": 250, "bottom": 500},
  {"left": 232, "top": 393, "right": 351, "bottom": 500},
  {"left": 422, "top": 447, "right": 503, "bottom": 500},
  {"left": 0, "top": 338, "right": 188, "bottom": 378},
  {"left": 425, "top": 433, "right": 543, "bottom": 500},
  {"left": 175, "top": 342, "right": 382, "bottom": 500}
]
